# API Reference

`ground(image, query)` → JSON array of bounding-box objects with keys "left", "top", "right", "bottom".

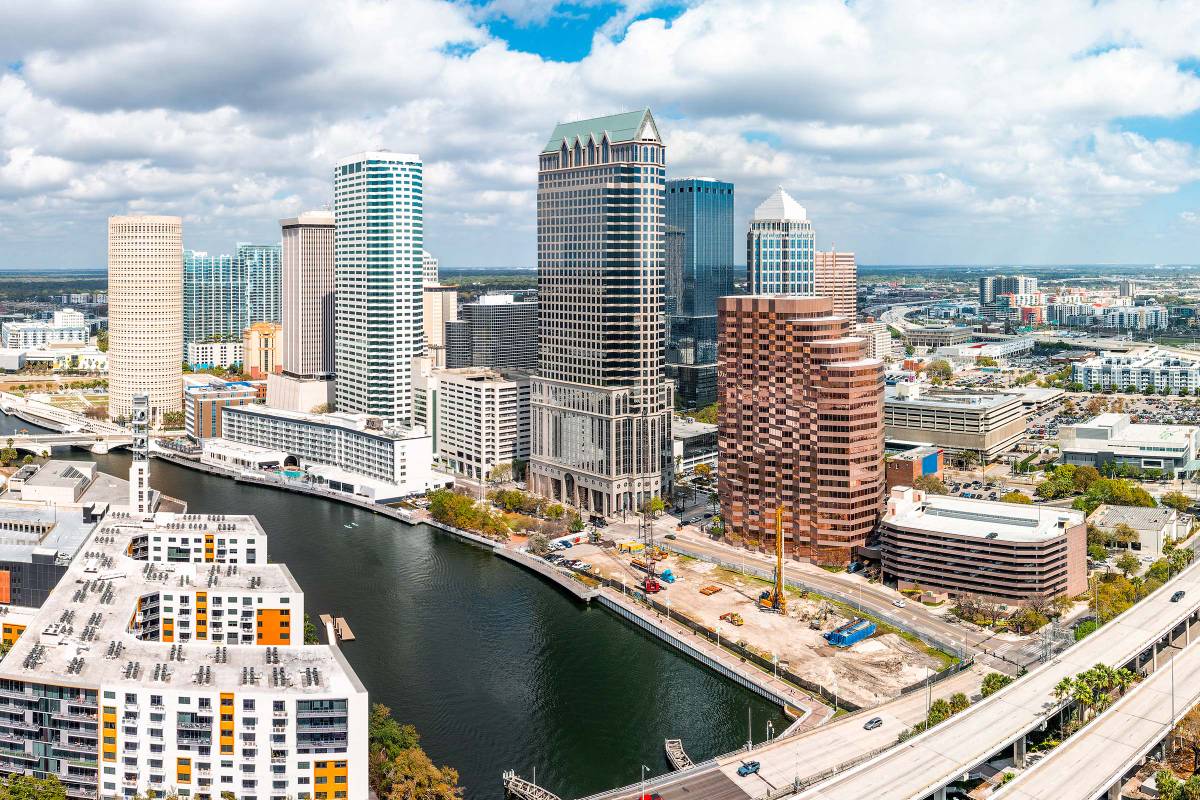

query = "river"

[{"left": 0, "top": 413, "right": 785, "bottom": 799}]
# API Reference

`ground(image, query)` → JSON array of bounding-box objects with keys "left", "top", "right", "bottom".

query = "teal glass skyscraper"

[
  {"left": 183, "top": 250, "right": 242, "bottom": 343},
  {"left": 238, "top": 242, "right": 282, "bottom": 325},
  {"left": 665, "top": 177, "right": 734, "bottom": 407}
]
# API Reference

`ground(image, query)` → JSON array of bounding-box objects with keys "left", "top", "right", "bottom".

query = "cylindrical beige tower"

[{"left": 107, "top": 215, "right": 184, "bottom": 424}]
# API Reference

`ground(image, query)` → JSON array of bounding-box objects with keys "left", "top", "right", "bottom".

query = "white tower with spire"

[{"left": 746, "top": 186, "right": 815, "bottom": 294}]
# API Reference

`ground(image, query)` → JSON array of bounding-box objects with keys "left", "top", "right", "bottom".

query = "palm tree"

[
  {"left": 1053, "top": 677, "right": 1074, "bottom": 704},
  {"left": 1071, "top": 680, "right": 1095, "bottom": 721}
]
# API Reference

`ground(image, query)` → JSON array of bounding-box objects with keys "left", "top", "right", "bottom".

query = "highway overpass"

[{"left": 792, "top": 557, "right": 1200, "bottom": 800}]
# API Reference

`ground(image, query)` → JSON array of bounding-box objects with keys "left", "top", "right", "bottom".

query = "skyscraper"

[
  {"left": 665, "top": 177, "right": 735, "bottom": 408},
  {"left": 746, "top": 187, "right": 814, "bottom": 294},
  {"left": 815, "top": 249, "right": 858, "bottom": 319},
  {"left": 530, "top": 109, "right": 671, "bottom": 515},
  {"left": 108, "top": 215, "right": 184, "bottom": 423},
  {"left": 183, "top": 250, "right": 241, "bottom": 343},
  {"left": 279, "top": 211, "right": 336, "bottom": 378},
  {"left": 979, "top": 275, "right": 1037, "bottom": 305},
  {"left": 718, "top": 295, "right": 883, "bottom": 565},
  {"left": 239, "top": 242, "right": 283, "bottom": 325},
  {"left": 423, "top": 250, "right": 439, "bottom": 285},
  {"left": 334, "top": 152, "right": 424, "bottom": 423},
  {"left": 445, "top": 294, "right": 537, "bottom": 371},
  {"left": 421, "top": 250, "right": 457, "bottom": 368}
]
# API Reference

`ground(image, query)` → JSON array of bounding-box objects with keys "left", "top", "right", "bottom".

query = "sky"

[{"left": 4, "top": 0, "right": 1200, "bottom": 268}]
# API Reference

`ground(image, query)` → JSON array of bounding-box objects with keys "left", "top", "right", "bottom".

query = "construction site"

[{"left": 552, "top": 510, "right": 949, "bottom": 708}]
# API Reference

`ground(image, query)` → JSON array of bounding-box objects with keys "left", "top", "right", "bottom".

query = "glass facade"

[
  {"left": 665, "top": 178, "right": 734, "bottom": 407},
  {"left": 183, "top": 244, "right": 282, "bottom": 344},
  {"left": 747, "top": 223, "right": 815, "bottom": 295},
  {"left": 239, "top": 243, "right": 283, "bottom": 326}
]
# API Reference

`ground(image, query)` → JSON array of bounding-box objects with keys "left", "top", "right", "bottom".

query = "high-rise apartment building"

[
  {"left": 445, "top": 294, "right": 537, "bottom": 371},
  {"left": 239, "top": 242, "right": 283, "bottom": 325},
  {"left": 108, "top": 215, "right": 184, "bottom": 423},
  {"left": 279, "top": 211, "right": 336, "bottom": 378},
  {"left": 979, "top": 275, "right": 1037, "bottom": 305},
  {"left": 718, "top": 295, "right": 884, "bottom": 565},
  {"left": 530, "top": 110, "right": 671, "bottom": 515},
  {"left": 183, "top": 250, "right": 241, "bottom": 343},
  {"left": 665, "top": 177, "right": 735, "bottom": 408},
  {"left": 815, "top": 249, "right": 857, "bottom": 319},
  {"left": 334, "top": 152, "right": 424, "bottom": 423},
  {"left": 746, "top": 187, "right": 814, "bottom": 294}
]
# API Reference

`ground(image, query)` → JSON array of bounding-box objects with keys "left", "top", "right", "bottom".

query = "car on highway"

[
  {"left": 863, "top": 717, "right": 883, "bottom": 730},
  {"left": 737, "top": 761, "right": 761, "bottom": 777},
  {"left": 639, "top": 794, "right": 663, "bottom": 800},
  {"left": 1173, "top": 590, "right": 1187, "bottom": 603},
  {"left": 892, "top": 599, "right": 907, "bottom": 608}
]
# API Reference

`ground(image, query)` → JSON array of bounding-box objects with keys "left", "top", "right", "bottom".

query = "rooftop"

[
  {"left": 672, "top": 416, "right": 717, "bottom": 438},
  {"left": 20, "top": 460, "right": 94, "bottom": 490},
  {"left": 885, "top": 488, "right": 1084, "bottom": 543},
  {"left": 226, "top": 403, "right": 428, "bottom": 441},
  {"left": 1063, "top": 413, "right": 1198, "bottom": 448},
  {"left": 885, "top": 384, "right": 1023, "bottom": 410},
  {"left": 753, "top": 186, "right": 807, "bottom": 221},
  {"left": 1090, "top": 504, "right": 1177, "bottom": 530},
  {"left": 542, "top": 109, "right": 658, "bottom": 153},
  {"left": 0, "top": 501, "right": 95, "bottom": 565},
  {"left": 0, "top": 511, "right": 362, "bottom": 696},
  {"left": 890, "top": 445, "right": 942, "bottom": 463}
]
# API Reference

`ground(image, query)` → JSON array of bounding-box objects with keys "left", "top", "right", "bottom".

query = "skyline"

[{"left": 1, "top": 0, "right": 1200, "bottom": 268}]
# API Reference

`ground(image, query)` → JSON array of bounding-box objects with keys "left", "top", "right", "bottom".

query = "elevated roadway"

[{"left": 792, "top": 557, "right": 1200, "bottom": 800}]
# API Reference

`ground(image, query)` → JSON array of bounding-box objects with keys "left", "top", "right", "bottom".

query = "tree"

[
  {"left": 976, "top": 355, "right": 998, "bottom": 368},
  {"left": 1163, "top": 491, "right": 1192, "bottom": 514},
  {"left": 1072, "top": 465, "right": 1101, "bottom": 493},
  {"left": 980, "top": 672, "right": 1013, "bottom": 697},
  {"left": 304, "top": 613, "right": 319, "bottom": 645},
  {"left": 1177, "top": 706, "right": 1200, "bottom": 774},
  {"left": 948, "top": 692, "right": 970, "bottom": 713},
  {"left": 0, "top": 775, "right": 68, "bottom": 799},
  {"left": 692, "top": 403, "right": 718, "bottom": 424},
  {"left": 310, "top": 402, "right": 332, "bottom": 414},
  {"left": 528, "top": 533, "right": 551, "bottom": 557},
  {"left": 1000, "top": 491, "right": 1032, "bottom": 504},
  {"left": 487, "top": 463, "right": 513, "bottom": 483},
  {"left": 642, "top": 495, "right": 666, "bottom": 517},
  {"left": 1087, "top": 542, "right": 1107, "bottom": 562},
  {"left": 693, "top": 462, "right": 713, "bottom": 481},
  {"left": 568, "top": 513, "right": 584, "bottom": 533},
  {"left": 95, "top": 331, "right": 108, "bottom": 353},
  {"left": 369, "top": 704, "right": 462, "bottom": 800},
  {"left": 925, "top": 359, "right": 954, "bottom": 383},
  {"left": 160, "top": 410, "right": 185, "bottom": 430},
  {"left": 0, "top": 439, "right": 17, "bottom": 467},
  {"left": 1115, "top": 551, "right": 1141, "bottom": 578},
  {"left": 1157, "top": 770, "right": 1183, "bottom": 800},
  {"left": 912, "top": 474, "right": 948, "bottom": 494}
]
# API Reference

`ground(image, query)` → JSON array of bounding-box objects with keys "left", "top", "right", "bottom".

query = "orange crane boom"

[{"left": 758, "top": 506, "right": 787, "bottom": 613}]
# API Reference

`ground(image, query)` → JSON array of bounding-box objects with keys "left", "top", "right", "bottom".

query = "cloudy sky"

[{"left": 3, "top": 0, "right": 1200, "bottom": 269}]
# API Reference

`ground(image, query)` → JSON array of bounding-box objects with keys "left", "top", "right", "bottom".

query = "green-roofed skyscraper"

[{"left": 530, "top": 109, "right": 673, "bottom": 516}]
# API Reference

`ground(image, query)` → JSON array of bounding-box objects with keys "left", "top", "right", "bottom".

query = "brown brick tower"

[{"left": 717, "top": 295, "right": 884, "bottom": 565}]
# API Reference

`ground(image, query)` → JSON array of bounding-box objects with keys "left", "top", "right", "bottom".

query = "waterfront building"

[
  {"left": 814, "top": 250, "right": 857, "bottom": 319},
  {"left": 1, "top": 309, "right": 88, "bottom": 349},
  {"left": 0, "top": 509, "right": 368, "bottom": 799},
  {"left": 244, "top": 321, "right": 282, "bottom": 380},
  {"left": 1072, "top": 348, "right": 1200, "bottom": 393},
  {"left": 429, "top": 367, "right": 530, "bottom": 481},
  {"left": 445, "top": 294, "right": 537, "bottom": 371},
  {"left": 854, "top": 321, "right": 894, "bottom": 361},
  {"left": 665, "top": 177, "right": 735, "bottom": 408},
  {"left": 239, "top": 242, "right": 283, "bottom": 325},
  {"left": 883, "top": 382, "right": 1026, "bottom": 459},
  {"left": 185, "top": 340, "right": 244, "bottom": 371},
  {"left": 334, "top": 151, "right": 424, "bottom": 424},
  {"left": 423, "top": 284, "right": 458, "bottom": 368},
  {"left": 745, "top": 187, "right": 814, "bottom": 295},
  {"left": 184, "top": 380, "right": 258, "bottom": 441},
  {"left": 184, "top": 250, "right": 242, "bottom": 343},
  {"left": 880, "top": 486, "right": 1086, "bottom": 602},
  {"left": 717, "top": 295, "right": 884, "bottom": 565},
  {"left": 671, "top": 416, "right": 717, "bottom": 475},
  {"left": 1059, "top": 413, "right": 1200, "bottom": 476},
  {"left": 901, "top": 325, "right": 972, "bottom": 349},
  {"left": 530, "top": 110, "right": 672, "bottom": 515},
  {"left": 220, "top": 404, "right": 440, "bottom": 500},
  {"left": 884, "top": 445, "right": 943, "bottom": 491},
  {"left": 108, "top": 215, "right": 184, "bottom": 423}
]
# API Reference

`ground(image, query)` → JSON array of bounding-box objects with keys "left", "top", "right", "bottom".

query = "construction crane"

[{"left": 758, "top": 506, "right": 787, "bottom": 613}]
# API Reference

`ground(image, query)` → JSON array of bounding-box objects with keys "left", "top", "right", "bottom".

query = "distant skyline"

[{"left": 3, "top": 0, "right": 1200, "bottom": 268}]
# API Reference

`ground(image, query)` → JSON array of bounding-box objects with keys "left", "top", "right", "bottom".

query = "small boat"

[{"left": 343, "top": 524, "right": 354, "bottom": 529}]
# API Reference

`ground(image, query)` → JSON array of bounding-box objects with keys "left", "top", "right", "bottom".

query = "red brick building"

[{"left": 717, "top": 295, "right": 884, "bottom": 565}]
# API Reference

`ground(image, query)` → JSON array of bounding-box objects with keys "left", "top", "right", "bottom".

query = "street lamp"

[{"left": 640, "top": 764, "right": 649, "bottom": 798}]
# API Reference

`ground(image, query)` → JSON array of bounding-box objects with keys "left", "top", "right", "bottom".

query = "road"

[
  {"left": 793, "top": 555, "right": 1200, "bottom": 800},
  {"left": 996, "top": 633, "right": 1200, "bottom": 800}
]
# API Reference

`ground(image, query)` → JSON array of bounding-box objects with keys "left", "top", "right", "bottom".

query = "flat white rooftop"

[{"left": 884, "top": 489, "right": 1083, "bottom": 543}]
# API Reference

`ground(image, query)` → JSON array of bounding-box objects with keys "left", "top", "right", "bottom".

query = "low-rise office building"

[
  {"left": 883, "top": 382, "right": 1026, "bottom": 459},
  {"left": 902, "top": 326, "right": 972, "bottom": 349},
  {"left": 1089, "top": 505, "right": 1183, "bottom": 559},
  {"left": 184, "top": 381, "right": 259, "bottom": 441},
  {"left": 0, "top": 500, "right": 96, "bottom": 608},
  {"left": 6, "top": 460, "right": 97, "bottom": 505},
  {"left": 1072, "top": 348, "right": 1200, "bottom": 393},
  {"left": 0, "top": 509, "right": 368, "bottom": 800},
  {"left": 932, "top": 338, "right": 1035, "bottom": 365},
  {"left": 880, "top": 487, "right": 1087, "bottom": 601},
  {"left": 854, "top": 321, "right": 895, "bottom": 361},
  {"left": 221, "top": 404, "right": 440, "bottom": 500},
  {"left": 672, "top": 416, "right": 718, "bottom": 475},
  {"left": 1059, "top": 413, "right": 1200, "bottom": 476},
  {"left": 884, "top": 445, "right": 943, "bottom": 491}
]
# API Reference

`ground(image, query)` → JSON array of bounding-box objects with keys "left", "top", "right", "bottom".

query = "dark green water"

[{"left": 1, "top": 414, "right": 786, "bottom": 799}]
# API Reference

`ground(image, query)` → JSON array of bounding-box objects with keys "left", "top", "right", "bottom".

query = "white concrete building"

[
  {"left": 1089, "top": 505, "right": 1183, "bottom": 559},
  {"left": 1072, "top": 348, "right": 1200, "bottom": 393},
  {"left": 1, "top": 309, "right": 89, "bottom": 349},
  {"left": 429, "top": 367, "right": 530, "bottom": 480},
  {"left": 854, "top": 321, "right": 895, "bottom": 361},
  {"left": 334, "top": 152, "right": 423, "bottom": 424},
  {"left": 22, "top": 343, "right": 107, "bottom": 372},
  {"left": 186, "top": 340, "right": 245, "bottom": 370},
  {"left": 932, "top": 337, "right": 1035, "bottom": 365},
  {"left": 0, "top": 510, "right": 368, "bottom": 800},
  {"left": 201, "top": 438, "right": 289, "bottom": 472},
  {"left": 1059, "top": 413, "right": 1200, "bottom": 476},
  {"left": 1102, "top": 304, "right": 1169, "bottom": 330},
  {"left": 221, "top": 404, "right": 440, "bottom": 500},
  {"left": 108, "top": 215, "right": 184, "bottom": 423}
]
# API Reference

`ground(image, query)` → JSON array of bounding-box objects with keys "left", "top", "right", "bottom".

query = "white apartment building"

[
  {"left": 108, "top": 215, "right": 184, "bottom": 423},
  {"left": 334, "top": 152, "right": 423, "bottom": 424},
  {"left": 428, "top": 367, "right": 530, "bottom": 480},
  {"left": 1102, "top": 304, "right": 1169, "bottom": 330},
  {"left": 220, "top": 404, "right": 439, "bottom": 500},
  {"left": 186, "top": 341, "right": 245, "bottom": 370},
  {"left": 855, "top": 321, "right": 895, "bottom": 361},
  {"left": 1072, "top": 348, "right": 1200, "bottom": 393},
  {"left": 0, "top": 511, "right": 367, "bottom": 800},
  {"left": 1, "top": 309, "right": 89, "bottom": 349}
]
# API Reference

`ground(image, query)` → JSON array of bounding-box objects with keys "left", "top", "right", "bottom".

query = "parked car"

[
  {"left": 863, "top": 717, "right": 883, "bottom": 730},
  {"left": 737, "top": 761, "right": 761, "bottom": 777}
]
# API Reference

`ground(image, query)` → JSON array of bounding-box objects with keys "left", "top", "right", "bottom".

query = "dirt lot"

[{"left": 568, "top": 542, "right": 946, "bottom": 707}]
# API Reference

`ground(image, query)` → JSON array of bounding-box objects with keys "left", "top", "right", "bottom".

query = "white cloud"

[{"left": 2, "top": 0, "right": 1200, "bottom": 267}]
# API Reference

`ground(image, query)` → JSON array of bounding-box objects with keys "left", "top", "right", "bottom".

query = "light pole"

[
  {"left": 1165, "top": 641, "right": 1183, "bottom": 751},
  {"left": 747, "top": 706, "right": 753, "bottom": 751},
  {"left": 767, "top": 720, "right": 774, "bottom": 741},
  {"left": 641, "top": 764, "right": 649, "bottom": 797}
]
